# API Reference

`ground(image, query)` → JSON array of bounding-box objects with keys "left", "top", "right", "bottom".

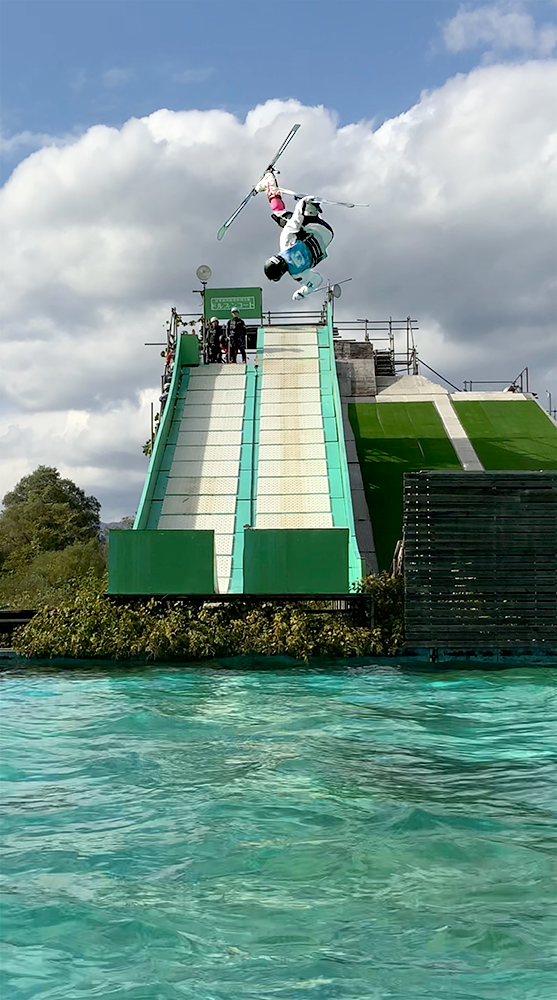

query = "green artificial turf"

[
  {"left": 453, "top": 400, "right": 557, "bottom": 471},
  {"left": 349, "top": 402, "right": 461, "bottom": 570}
]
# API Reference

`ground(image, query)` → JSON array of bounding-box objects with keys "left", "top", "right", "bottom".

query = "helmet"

[
  {"left": 264, "top": 255, "right": 288, "bottom": 281},
  {"left": 210, "top": 316, "right": 218, "bottom": 324},
  {"left": 231, "top": 307, "right": 239, "bottom": 314}
]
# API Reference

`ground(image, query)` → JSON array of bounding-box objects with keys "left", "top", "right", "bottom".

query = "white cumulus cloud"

[
  {"left": 1, "top": 62, "right": 555, "bottom": 519},
  {"left": 443, "top": 2, "right": 557, "bottom": 56}
]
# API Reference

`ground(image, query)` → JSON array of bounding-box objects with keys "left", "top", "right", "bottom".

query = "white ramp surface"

[
  {"left": 158, "top": 366, "right": 246, "bottom": 593},
  {"left": 256, "top": 327, "right": 333, "bottom": 529}
]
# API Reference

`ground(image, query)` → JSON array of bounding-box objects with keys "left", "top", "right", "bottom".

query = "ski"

[
  {"left": 278, "top": 187, "right": 369, "bottom": 209},
  {"left": 216, "top": 124, "right": 301, "bottom": 240},
  {"left": 216, "top": 189, "right": 258, "bottom": 242}
]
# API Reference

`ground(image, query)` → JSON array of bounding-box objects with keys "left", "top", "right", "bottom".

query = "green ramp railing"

[
  {"left": 320, "top": 301, "right": 365, "bottom": 587},
  {"left": 133, "top": 333, "right": 199, "bottom": 531}
]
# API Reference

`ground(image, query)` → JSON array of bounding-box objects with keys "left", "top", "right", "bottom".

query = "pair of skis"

[{"left": 216, "top": 124, "right": 367, "bottom": 240}]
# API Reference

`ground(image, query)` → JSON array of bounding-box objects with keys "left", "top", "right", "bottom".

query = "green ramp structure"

[{"left": 108, "top": 298, "right": 364, "bottom": 596}]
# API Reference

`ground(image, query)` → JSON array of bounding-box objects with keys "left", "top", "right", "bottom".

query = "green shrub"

[
  {"left": 354, "top": 571, "right": 405, "bottom": 653},
  {"left": 12, "top": 574, "right": 404, "bottom": 662}
]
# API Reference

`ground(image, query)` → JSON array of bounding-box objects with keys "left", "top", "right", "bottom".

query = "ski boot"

[{"left": 254, "top": 170, "right": 281, "bottom": 198}]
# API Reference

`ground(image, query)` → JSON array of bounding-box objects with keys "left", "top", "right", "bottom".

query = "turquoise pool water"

[{"left": 0, "top": 663, "right": 555, "bottom": 999}]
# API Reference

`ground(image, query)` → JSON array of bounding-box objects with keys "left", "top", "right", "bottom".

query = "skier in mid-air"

[{"left": 254, "top": 171, "right": 334, "bottom": 300}]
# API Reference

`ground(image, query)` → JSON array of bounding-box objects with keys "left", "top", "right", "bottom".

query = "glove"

[{"left": 301, "top": 196, "right": 319, "bottom": 217}]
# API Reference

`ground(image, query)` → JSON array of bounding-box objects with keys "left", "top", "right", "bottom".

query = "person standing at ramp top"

[
  {"left": 227, "top": 307, "right": 247, "bottom": 364},
  {"left": 208, "top": 317, "right": 224, "bottom": 363},
  {"left": 256, "top": 171, "right": 334, "bottom": 300}
]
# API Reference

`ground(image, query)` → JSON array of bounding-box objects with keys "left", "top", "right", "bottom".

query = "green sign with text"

[{"left": 204, "top": 287, "right": 263, "bottom": 321}]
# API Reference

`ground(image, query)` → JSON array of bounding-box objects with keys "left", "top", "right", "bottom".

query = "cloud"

[
  {"left": 443, "top": 2, "right": 557, "bottom": 56},
  {"left": 0, "top": 129, "right": 78, "bottom": 156},
  {"left": 173, "top": 68, "right": 214, "bottom": 84},
  {"left": 1, "top": 63, "right": 555, "bottom": 519},
  {"left": 102, "top": 67, "right": 134, "bottom": 87}
]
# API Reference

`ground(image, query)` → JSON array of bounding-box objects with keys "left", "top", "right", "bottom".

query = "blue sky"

[
  {"left": 1, "top": 0, "right": 556, "bottom": 518},
  {"left": 2, "top": 0, "right": 554, "bottom": 177}
]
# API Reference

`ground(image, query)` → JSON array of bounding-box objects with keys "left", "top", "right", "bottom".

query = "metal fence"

[
  {"left": 463, "top": 367, "right": 530, "bottom": 393},
  {"left": 149, "top": 308, "right": 420, "bottom": 371}
]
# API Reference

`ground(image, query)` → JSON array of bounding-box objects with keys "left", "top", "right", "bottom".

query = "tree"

[
  {"left": 0, "top": 466, "right": 101, "bottom": 570},
  {"left": 0, "top": 539, "right": 107, "bottom": 609}
]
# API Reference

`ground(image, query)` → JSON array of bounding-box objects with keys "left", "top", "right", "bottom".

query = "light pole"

[
  {"left": 194, "top": 264, "right": 212, "bottom": 363},
  {"left": 327, "top": 277, "right": 352, "bottom": 326}
]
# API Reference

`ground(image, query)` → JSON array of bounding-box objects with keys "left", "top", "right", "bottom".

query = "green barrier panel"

[
  {"left": 108, "top": 530, "right": 215, "bottom": 595},
  {"left": 243, "top": 528, "right": 349, "bottom": 594},
  {"left": 179, "top": 334, "right": 200, "bottom": 366}
]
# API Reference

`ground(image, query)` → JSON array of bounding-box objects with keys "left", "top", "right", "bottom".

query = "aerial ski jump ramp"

[{"left": 108, "top": 307, "right": 364, "bottom": 596}]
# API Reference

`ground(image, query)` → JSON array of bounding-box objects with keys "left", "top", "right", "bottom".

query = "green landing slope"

[
  {"left": 453, "top": 399, "right": 557, "bottom": 470},
  {"left": 349, "top": 401, "right": 461, "bottom": 571}
]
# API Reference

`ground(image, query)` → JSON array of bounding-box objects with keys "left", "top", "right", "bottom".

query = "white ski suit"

[{"left": 273, "top": 197, "right": 334, "bottom": 299}]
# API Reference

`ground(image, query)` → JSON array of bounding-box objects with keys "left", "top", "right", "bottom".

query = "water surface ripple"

[{"left": 0, "top": 664, "right": 555, "bottom": 999}]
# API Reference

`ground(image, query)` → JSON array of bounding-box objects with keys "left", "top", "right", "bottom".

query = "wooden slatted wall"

[{"left": 404, "top": 472, "right": 557, "bottom": 644}]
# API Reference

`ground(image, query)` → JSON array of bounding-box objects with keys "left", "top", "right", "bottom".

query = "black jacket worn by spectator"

[
  {"left": 207, "top": 323, "right": 223, "bottom": 362},
  {"left": 227, "top": 315, "right": 247, "bottom": 344},
  {"left": 227, "top": 315, "right": 247, "bottom": 363}
]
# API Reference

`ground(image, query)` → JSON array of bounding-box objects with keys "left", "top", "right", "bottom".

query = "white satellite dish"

[{"left": 196, "top": 264, "right": 212, "bottom": 283}]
